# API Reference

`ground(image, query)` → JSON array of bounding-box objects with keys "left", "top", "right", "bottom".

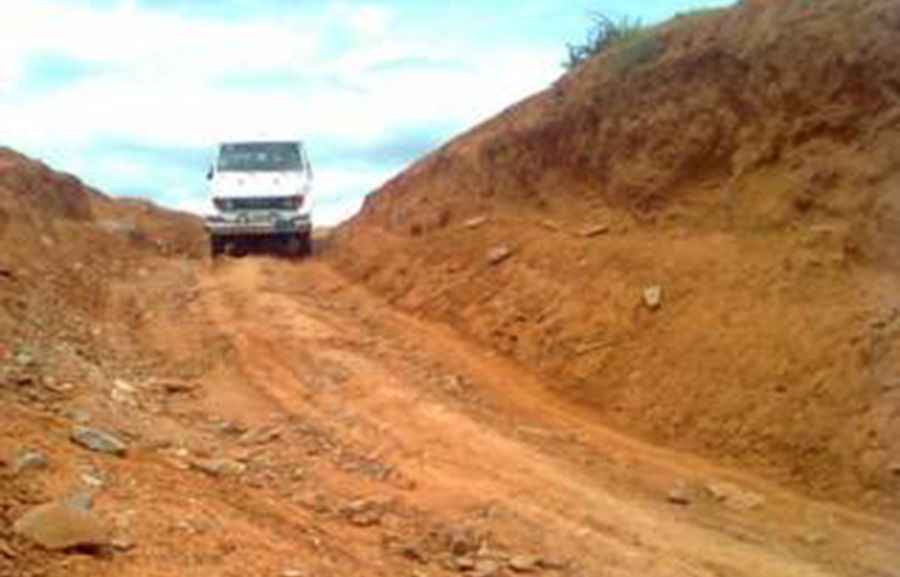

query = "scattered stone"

[
  {"left": 113, "top": 379, "right": 136, "bottom": 394},
  {"left": 161, "top": 381, "right": 197, "bottom": 394},
  {"left": 64, "top": 490, "right": 96, "bottom": 512},
  {"left": 13, "top": 502, "right": 109, "bottom": 551},
  {"left": 400, "top": 542, "right": 429, "bottom": 563},
  {"left": 214, "top": 420, "right": 247, "bottom": 436},
  {"left": 580, "top": 224, "right": 610, "bottom": 237},
  {"left": 443, "top": 375, "right": 465, "bottom": 395},
  {"left": 190, "top": 458, "right": 246, "bottom": 477},
  {"left": 79, "top": 468, "right": 105, "bottom": 488},
  {"left": 705, "top": 481, "right": 766, "bottom": 510},
  {"left": 667, "top": 482, "right": 692, "bottom": 505},
  {"left": 452, "top": 556, "right": 476, "bottom": 571},
  {"left": 111, "top": 538, "right": 136, "bottom": 552},
  {"left": 464, "top": 216, "right": 488, "bottom": 229},
  {"left": 63, "top": 408, "right": 91, "bottom": 424},
  {"left": 540, "top": 219, "right": 560, "bottom": 232},
  {"left": 342, "top": 498, "right": 388, "bottom": 527},
  {"left": 642, "top": 285, "right": 663, "bottom": 310},
  {"left": 71, "top": 426, "right": 127, "bottom": 457},
  {"left": 473, "top": 560, "right": 501, "bottom": 577},
  {"left": 447, "top": 527, "right": 479, "bottom": 556},
  {"left": 14, "top": 350, "right": 33, "bottom": 367},
  {"left": 486, "top": 245, "right": 514, "bottom": 266},
  {"left": 509, "top": 555, "right": 542, "bottom": 573},
  {"left": 14, "top": 450, "right": 49, "bottom": 474},
  {"left": 240, "top": 425, "right": 284, "bottom": 446}
]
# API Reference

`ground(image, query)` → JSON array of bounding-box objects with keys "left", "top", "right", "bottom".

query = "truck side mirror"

[{"left": 206, "top": 166, "right": 214, "bottom": 180}]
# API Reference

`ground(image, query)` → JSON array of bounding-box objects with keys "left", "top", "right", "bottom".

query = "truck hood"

[{"left": 211, "top": 171, "right": 310, "bottom": 199}]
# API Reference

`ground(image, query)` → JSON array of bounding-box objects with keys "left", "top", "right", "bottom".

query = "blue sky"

[{"left": 0, "top": 0, "right": 733, "bottom": 224}]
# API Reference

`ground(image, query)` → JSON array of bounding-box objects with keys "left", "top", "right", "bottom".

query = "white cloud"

[
  {"left": 341, "top": 4, "right": 393, "bottom": 38},
  {"left": 1, "top": 1, "right": 563, "bottom": 225}
]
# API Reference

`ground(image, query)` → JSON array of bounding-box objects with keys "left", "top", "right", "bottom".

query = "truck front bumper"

[{"left": 205, "top": 215, "right": 311, "bottom": 237}]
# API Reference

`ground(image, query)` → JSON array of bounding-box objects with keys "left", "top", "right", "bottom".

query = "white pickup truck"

[{"left": 205, "top": 140, "right": 313, "bottom": 258}]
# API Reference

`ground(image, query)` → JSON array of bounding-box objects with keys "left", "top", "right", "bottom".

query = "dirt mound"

[
  {"left": 0, "top": 147, "right": 205, "bottom": 384},
  {"left": 330, "top": 0, "right": 900, "bottom": 512}
]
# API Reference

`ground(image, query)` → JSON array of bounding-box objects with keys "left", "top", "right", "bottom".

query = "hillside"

[
  {"left": 0, "top": 147, "right": 204, "bottom": 353},
  {"left": 330, "top": 0, "right": 900, "bottom": 512}
]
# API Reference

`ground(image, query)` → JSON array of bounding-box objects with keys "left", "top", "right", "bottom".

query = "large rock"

[
  {"left": 70, "top": 426, "right": 128, "bottom": 456},
  {"left": 13, "top": 502, "right": 109, "bottom": 550}
]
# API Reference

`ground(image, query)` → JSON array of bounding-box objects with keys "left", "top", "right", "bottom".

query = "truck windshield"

[{"left": 217, "top": 142, "right": 302, "bottom": 172}]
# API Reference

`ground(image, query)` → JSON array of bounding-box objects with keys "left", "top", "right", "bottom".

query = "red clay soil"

[{"left": 329, "top": 0, "right": 900, "bottom": 515}]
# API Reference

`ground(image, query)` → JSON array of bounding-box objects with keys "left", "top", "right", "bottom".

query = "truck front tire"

[
  {"left": 210, "top": 236, "right": 225, "bottom": 258},
  {"left": 284, "top": 232, "right": 312, "bottom": 258}
]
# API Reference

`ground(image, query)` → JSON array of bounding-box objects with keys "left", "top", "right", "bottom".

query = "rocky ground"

[{"left": 2, "top": 251, "right": 899, "bottom": 576}]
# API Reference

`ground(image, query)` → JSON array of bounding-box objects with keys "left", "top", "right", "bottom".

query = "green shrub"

[
  {"left": 562, "top": 13, "right": 647, "bottom": 71},
  {"left": 612, "top": 33, "right": 665, "bottom": 74}
]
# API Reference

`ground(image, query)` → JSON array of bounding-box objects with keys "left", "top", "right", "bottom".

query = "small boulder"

[
  {"left": 13, "top": 502, "right": 109, "bottom": 551},
  {"left": 71, "top": 427, "right": 127, "bottom": 457}
]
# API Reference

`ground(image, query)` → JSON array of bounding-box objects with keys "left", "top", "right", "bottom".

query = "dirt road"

[{"left": 5, "top": 255, "right": 899, "bottom": 576}]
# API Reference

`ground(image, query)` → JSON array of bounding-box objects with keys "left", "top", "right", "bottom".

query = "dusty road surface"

[{"left": 9, "top": 254, "right": 892, "bottom": 577}]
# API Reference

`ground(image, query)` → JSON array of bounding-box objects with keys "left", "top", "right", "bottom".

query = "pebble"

[
  {"left": 705, "top": 481, "right": 765, "bottom": 510},
  {"left": 473, "top": 560, "right": 501, "bottom": 577},
  {"left": 509, "top": 555, "right": 542, "bottom": 573},
  {"left": 667, "top": 482, "right": 692, "bottom": 505},
  {"left": 486, "top": 245, "right": 514, "bottom": 266},
  {"left": 14, "top": 450, "right": 49, "bottom": 474},
  {"left": 643, "top": 285, "right": 663, "bottom": 310},
  {"left": 581, "top": 224, "right": 610, "bottom": 237},
  {"left": 190, "top": 458, "right": 247, "bottom": 477},
  {"left": 464, "top": 216, "right": 488, "bottom": 229},
  {"left": 453, "top": 556, "right": 476, "bottom": 571}
]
